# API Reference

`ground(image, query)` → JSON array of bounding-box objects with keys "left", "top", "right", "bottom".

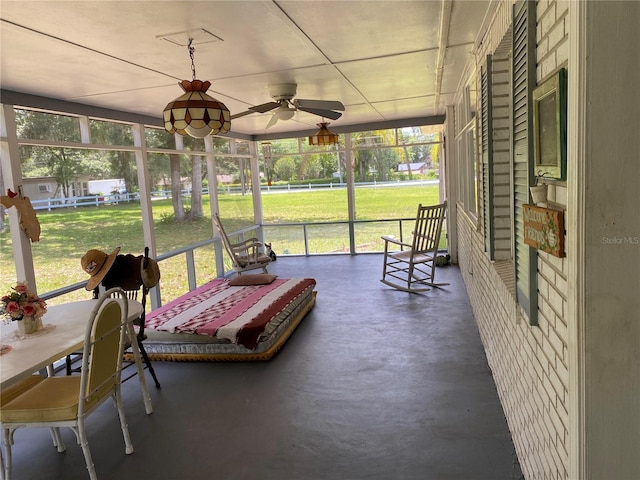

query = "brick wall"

[
  {"left": 456, "top": 1, "right": 571, "bottom": 478},
  {"left": 536, "top": 0, "right": 569, "bottom": 213},
  {"left": 532, "top": 1, "right": 570, "bottom": 474},
  {"left": 457, "top": 209, "right": 568, "bottom": 479}
]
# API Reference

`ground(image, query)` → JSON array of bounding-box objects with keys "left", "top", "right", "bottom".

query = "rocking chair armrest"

[
  {"left": 230, "top": 240, "right": 263, "bottom": 253},
  {"left": 235, "top": 236, "right": 261, "bottom": 244},
  {"left": 230, "top": 241, "right": 265, "bottom": 262},
  {"left": 230, "top": 237, "right": 261, "bottom": 248},
  {"left": 381, "top": 235, "right": 410, "bottom": 248}
]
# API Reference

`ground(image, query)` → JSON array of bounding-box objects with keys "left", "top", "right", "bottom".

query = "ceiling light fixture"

[
  {"left": 309, "top": 122, "right": 339, "bottom": 146},
  {"left": 163, "top": 38, "right": 230, "bottom": 138}
]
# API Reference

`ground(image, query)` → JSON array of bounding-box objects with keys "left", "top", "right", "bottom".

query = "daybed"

[{"left": 143, "top": 276, "right": 316, "bottom": 361}]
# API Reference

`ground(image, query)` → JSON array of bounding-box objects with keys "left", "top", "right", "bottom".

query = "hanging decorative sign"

[
  {"left": 0, "top": 187, "right": 41, "bottom": 242},
  {"left": 523, "top": 204, "right": 565, "bottom": 257}
]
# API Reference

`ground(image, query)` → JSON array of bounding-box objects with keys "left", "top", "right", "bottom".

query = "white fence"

[
  {"left": 31, "top": 192, "right": 140, "bottom": 211},
  {"left": 30, "top": 180, "right": 439, "bottom": 211}
]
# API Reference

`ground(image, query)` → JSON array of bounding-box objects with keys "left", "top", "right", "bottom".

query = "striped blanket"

[{"left": 146, "top": 278, "right": 316, "bottom": 350}]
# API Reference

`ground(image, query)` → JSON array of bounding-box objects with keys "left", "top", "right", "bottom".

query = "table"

[{"left": 0, "top": 298, "right": 153, "bottom": 414}]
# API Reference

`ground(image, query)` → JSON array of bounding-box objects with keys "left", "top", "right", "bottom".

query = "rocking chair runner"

[
  {"left": 213, "top": 213, "right": 271, "bottom": 275},
  {"left": 381, "top": 202, "right": 449, "bottom": 292}
]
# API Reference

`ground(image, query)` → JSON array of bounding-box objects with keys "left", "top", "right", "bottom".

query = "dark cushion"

[
  {"left": 102, "top": 254, "right": 143, "bottom": 290},
  {"left": 228, "top": 274, "right": 277, "bottom": 286}
]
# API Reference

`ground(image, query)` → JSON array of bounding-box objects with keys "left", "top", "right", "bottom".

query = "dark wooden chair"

[{"left": 66, "top": 251, "right": 161, "bottom": 389}]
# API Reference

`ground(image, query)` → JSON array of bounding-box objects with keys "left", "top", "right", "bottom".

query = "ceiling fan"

[{"left": 231, "top": 83, "right": 345, "bottom": 129}]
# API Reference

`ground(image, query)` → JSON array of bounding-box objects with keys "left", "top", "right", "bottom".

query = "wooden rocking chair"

[
  {"left": 381, "top": 202, "right": 449, "bottom": 292},
  {"left": 213, "top": 213, "right": 271, "bottom": 275}
]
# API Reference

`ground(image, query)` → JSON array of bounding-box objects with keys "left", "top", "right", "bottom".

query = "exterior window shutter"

[
  {"left": 481, "top": 55, "right": 494, "bottom": 259},
  {"left": 512, "top": 0, "right": 538, "bottom": 325}
]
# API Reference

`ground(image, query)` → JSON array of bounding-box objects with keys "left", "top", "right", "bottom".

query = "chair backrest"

[
  {"left": 101, "top": 253, "right": 148, "bottom": 338},
  {"left": 79, "top": 289, "right": 128, "bottom": 413},
  {"left": 102, "top": 254, "right": 145, "bottom": 291},
  {"left": 213, "top": 213, "right": 243, "bottom": 269},
  {"left": 411, "top": 202, "right": 447, "bottom": 254}
]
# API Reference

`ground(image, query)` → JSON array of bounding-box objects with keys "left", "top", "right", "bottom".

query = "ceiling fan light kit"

[
  {"left": 309, "top": 122, "right": 339, "bottom": 146},
  {"left": 163, "top": 39, "right": 230, "bottom": 138}
]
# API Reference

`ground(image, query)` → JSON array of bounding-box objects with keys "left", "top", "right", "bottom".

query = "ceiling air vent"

[{"left": 156, "top": 28, "right": 223, "bottom": 47}]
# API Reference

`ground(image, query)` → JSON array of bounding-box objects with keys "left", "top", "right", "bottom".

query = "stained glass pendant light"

[
  {"left": 163, "top": 38, "right": 230, "bottom": 138},
  {"left": 309, "top": 122, "right": 339, "bottom": 145}
]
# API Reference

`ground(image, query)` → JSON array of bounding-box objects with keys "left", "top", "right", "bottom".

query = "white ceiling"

[{"left": 0, "top": 1, "right": 491, "bottom": 139}]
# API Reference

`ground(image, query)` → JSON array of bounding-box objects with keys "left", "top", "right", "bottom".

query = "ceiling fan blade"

[
  {"left": 230, "top": 102, "right": 280, "bottom": 120},
  {"left": 296, "top": 106, "right": 343, "bottom": 120},
  {"left": 295, "top": 99, "right": 345, "bottom": 111},
  {"left": 249, "top": 102, "right": 280, "bottom": 113},
  {"left": 230, "top": 110, "right": 256, "bottom": 120},
  {"left": 265, "top": 114, "right": 279, "bottom": 129}
]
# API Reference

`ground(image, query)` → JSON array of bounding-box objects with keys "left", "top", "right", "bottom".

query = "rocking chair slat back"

[
  {"left": 413, "top": 203, "right": 446, "bottom": 254},
  {"left": 380, "top": 202, "right": 448, "bottom": 293}
]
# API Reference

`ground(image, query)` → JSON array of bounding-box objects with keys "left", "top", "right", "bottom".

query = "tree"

[
  {"left": 145, "top": 129, "right": 207, "bottom": 222},
  {"left": 90, "top": 120, "right": 137, "bottom": 193},
  {"left": 164, "top": 154, "right": 208, "bottom": 222},
  {"left": 351, "top": 129, "right": 400, "bottom": 182},
  {"left": 298, "top": 156, "right": 321, "bottom": 180},
  {"left": 429, "top": 142, "right": 441, "bottom": 170},
  {"left": 188, "top": 156, "right": 204, "bottom": 220},
  {"left": 274, "top": 157, "right": 296, "bottom": 182},
  {"left": 400, "top": 142, "right": 413, "bottom": 180},
  {"left": 170, "top": 154, "right": 186, "bottom": 222},
  {"left": 317, "top": 152, "right": 338, "bottom": 178},
  {"left": 16, "top": 110, "right": 102, "bottom": 198},
  {"left": 145, "top": 130, "right": 172, "bottom": 194}
]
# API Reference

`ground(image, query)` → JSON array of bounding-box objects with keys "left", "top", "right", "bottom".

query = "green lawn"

[{"left": 1, "top": 184, "right": 442, "bottom": 304}]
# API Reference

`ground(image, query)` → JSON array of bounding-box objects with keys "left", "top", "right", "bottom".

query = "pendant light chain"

[{"left": 188, "top": 38, "right": 196, "bottom": 81}]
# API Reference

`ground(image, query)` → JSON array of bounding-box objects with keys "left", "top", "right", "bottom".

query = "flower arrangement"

[{"left": 1, "top": 282, "right": 47, "bottom": 322}]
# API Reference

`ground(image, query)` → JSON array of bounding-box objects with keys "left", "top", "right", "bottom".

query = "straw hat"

[
  {"left": 141, "top": 257, "right": 161, "bottom": 288},
  {"left": 81, "top": 247, "right": 121, "bottom": 290}
]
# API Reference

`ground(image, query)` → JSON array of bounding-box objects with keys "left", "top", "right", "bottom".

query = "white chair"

[
  {"left": 0, "top": 289, "right": 134, "bottom": 480},
  {"left": 0, "top": 375, "right": 46, "bottom": 479},
  {"left": 381, "top": 202, "right": 449, "bottom": 292},
  {"left": 213, "top": 213, "right": 271, "bottom": 275}
]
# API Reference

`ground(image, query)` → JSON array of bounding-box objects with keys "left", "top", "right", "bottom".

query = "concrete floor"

[{"left": 6, "top": 254, "right": 524, "bottom": 480}]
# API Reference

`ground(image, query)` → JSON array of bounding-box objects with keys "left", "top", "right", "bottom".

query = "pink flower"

[
  {"left": 2, "top": 283, "right": 47, "bottom": 322},
  {"left": 6, "top": 301, "right": 20, "bottom": 313}
]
